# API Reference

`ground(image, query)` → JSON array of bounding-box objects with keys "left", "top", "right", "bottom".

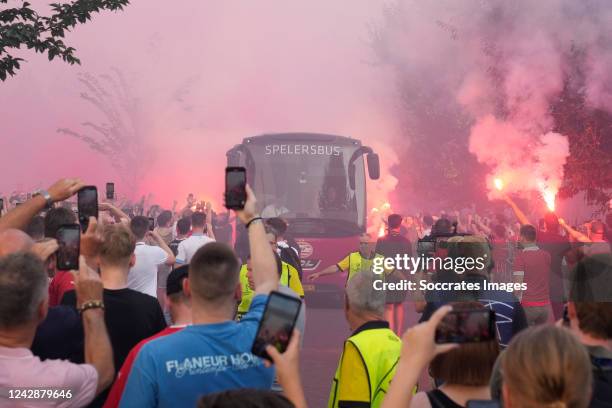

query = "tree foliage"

[
  {"left": 552, "top": 51, "right": 612, "bottom": 211},
  {"left": 0, "top": 0, "right": 129, "bottom": 81}
]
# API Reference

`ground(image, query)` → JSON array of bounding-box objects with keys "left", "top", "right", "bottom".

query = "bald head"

[{"left": 0, "top": 229, "right": 34, "bottom": 257}]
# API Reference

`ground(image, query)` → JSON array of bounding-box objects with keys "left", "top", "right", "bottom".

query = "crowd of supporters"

[{"left": 0, "top": 178, "right": 610, "bottom": 407}]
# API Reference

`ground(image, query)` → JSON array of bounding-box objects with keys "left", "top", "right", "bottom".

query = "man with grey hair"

[
  {"left": 0, "top": 252, "right": 114, "bottom": 407},
  {"left": 328, "top": 272, "right": 401, "bottom": 408}
]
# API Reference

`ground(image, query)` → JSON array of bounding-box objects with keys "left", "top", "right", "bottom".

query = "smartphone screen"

[
  {"left": 106, "top": 182, "right": 115, "bottom": 200},
  {"left": 0, "top": 198, "right": 3, "bottom": 215},
  {"left": 78, "top": 186, "right": 98, "bottom": 232},
  {"left": 56, "top": 225, "right": 81, "bottom": 271},
  {"left": 467, "top": 400, "right": 501, "bottom": 408},
  {"left": 225, "top": 167, "right": 247, "bottom": 210},
  {"left": 435, "top": 309, "right": 495, "bottom": 344},
  {"left": 251, "top": 291, "right": 302, "bottom": 361},
  {"left": 148, "top": 217, "right": 155, "bottom": 231}
]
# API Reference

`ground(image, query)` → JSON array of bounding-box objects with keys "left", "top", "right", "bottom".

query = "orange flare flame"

[
  {"left": 542, "top": 190, "right": 556, "bottom": 212},
  {"left": 494, "top": 178, "right": 503, "bottom": 191}
]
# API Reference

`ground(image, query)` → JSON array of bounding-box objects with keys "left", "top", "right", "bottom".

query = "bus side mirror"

[
  {"left": 367, "top": 153, "right": 380, "bottom": 180},
  {"left": 349, "top": 162, "right": 356, "bottom": 190}
]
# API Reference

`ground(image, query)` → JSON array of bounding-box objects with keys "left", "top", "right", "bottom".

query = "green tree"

[
  {"left": 0, "top": 0, "right": 129, "bottom": 81},
  {"left": 551, "top": 47, "right": 612, "bottom": 212}
]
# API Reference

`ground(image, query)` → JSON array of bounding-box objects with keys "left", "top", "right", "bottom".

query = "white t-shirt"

[
  {"left": 128, "top": 242, "right": 168, "bottom": 298},
  {"left": 176, "top": 234, "right": 215, "bottom": 264}
]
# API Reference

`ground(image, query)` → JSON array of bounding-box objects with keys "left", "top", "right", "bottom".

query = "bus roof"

[{"left": 240, "top": 132, "right": 362, "bottom": 146}]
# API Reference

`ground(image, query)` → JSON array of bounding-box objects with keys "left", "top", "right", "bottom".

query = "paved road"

[
  {"left": 300, "top": 304, "right": 422, "bottom": 407},
  {"left": 300, "top": 307, "right": 346, "bottom": 407}
]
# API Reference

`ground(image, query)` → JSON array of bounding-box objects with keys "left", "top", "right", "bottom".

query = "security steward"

[
  {"left": 236, "top": 231, "right": 304, "bottom": 320},
  {"left": 328, "top": 272, "right": 401, "bottom": 408},
  {"left": 309, "top": 232, "right": 384, "bottom": 284}
]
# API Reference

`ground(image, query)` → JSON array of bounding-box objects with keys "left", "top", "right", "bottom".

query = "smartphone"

[
  {"left": 56, "top": 224, "right": 81, "bottom": 271},
  {"left": 106, "top": 182, "right": 115, "bottom": 200},
  {"left": 251, "top": 291, "right": 302, "bottom": 361},
  {"left": 77, "top": 186, "right": 98, "bottom": 232},
  {"left": 225, "top": 167, "right": 247, "bottom": 210},
  {"left": 0, "top": 198, "right": 3, "bottom": 215},
  {"left": 148, "top": 217, "right": 155, "bottom": 231},
  {"left": 435, "top": 309, "right": 495, "bottom": 344},
  {"left": 467, "top": 401, "right": 501, "bottom": 408}
]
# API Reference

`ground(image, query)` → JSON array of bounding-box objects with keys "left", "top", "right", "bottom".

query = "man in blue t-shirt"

[{"left": 120, "top": 186, "right": 280, "bottom": 408}]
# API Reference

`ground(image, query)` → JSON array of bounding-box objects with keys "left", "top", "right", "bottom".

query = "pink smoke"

[{"left": 0, "top": 1, "right": 399, "bottom": 210}]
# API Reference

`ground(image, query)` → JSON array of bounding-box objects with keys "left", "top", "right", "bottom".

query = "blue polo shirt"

[{"left": 120, "top": 295, "right": 274, "bottom": 408}]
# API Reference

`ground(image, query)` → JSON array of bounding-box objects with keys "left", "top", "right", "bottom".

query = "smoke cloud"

[
  {"left": 376, "top": 0, "right": 612, "bottom": 208},
  {"left": 0, "top": 1, "right": 398, "bottom": 209}
]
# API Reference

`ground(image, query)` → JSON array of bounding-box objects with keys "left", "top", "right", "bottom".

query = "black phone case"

[
  {"left": 225, "top": 167, "right": 247, "bottom": 210},
  {"left": 78, "top": 187, "right": 98, "bottom": 232},
  {"left": 251, "top": 291, "right": 302, "bottom": 361}
]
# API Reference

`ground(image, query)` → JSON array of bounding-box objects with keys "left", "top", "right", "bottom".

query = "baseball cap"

[{"left": 166, "top": 265, "right": 189, "bottom": 296}]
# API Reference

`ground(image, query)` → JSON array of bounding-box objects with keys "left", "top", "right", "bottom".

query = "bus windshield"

[{"left": 243, "top": 141, "right": 366, "bottom": 236}]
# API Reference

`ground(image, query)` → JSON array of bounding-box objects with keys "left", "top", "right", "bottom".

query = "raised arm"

[
  {"left": 265, "top": 330, "right": 307, "bottom": 408},
  {"left": 473, "top": 215, "right": 492, "bottom": 236},
  {"left": 382, "top": 306, "right": 456, "bottom": 408},
  {"left": 558, "top": 219, "right": 590, "bottom": 243},
  {"left": 73, "top": 256, "right": 115, "bottom": 395},
  {"left": 146, "top": 230, "right": 176, "bottom": 265},
  {"left": 99, "top": 202, "right": 130, "bottom": 224},
  {"left": 205, "top": 202, "right": 216, "bottom": 240},
  {"left": 234, "top": 185, "right": 278, "bottom": 295},
  {"left": 503, "top": 195, "right": 530, "bottom": 226},
  {"left": 0, "top": 178, "right": 84, "bottom": 232}
]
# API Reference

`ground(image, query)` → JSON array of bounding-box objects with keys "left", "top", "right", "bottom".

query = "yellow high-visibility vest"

[
  {"left": 237, "top": 262, "right": 303, "bottom": 316},
  {"left": 328, "top": 324, "right": 401, "bottom": 408},
  {"left": 347, "top": 252, "right": 385, "bottom": 282}
]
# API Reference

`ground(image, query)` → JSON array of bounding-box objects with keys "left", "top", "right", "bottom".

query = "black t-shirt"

[
  {"left": 279, "top": 243, "right": 303, "bottom": 280},
  {"left": 61, "top": 288, "right": 166, "bottom": 407},
  {"left": 31, "top": 306, "right": 83, "bottom": 363},
  {"left": 61, "top": 288, "right": 166, "bottom": 370},
  {"left": 375, "top": 231, "right": 413, "bottom": 258}
]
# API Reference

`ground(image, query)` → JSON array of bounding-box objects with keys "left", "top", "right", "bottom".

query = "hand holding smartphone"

[
  {"left": 251, "top": 291, "right": 302, "bottom": 361},
  {"left": 225, "top": 167, "right": 247, "bottom": 210},
  {"left": 78, "top": 186, "right": 98, "bottom": 232},
  {"left": 435, "top": 309, "right": 495, "bottom": 344},
  {"left": 56, "top": 224, "right": 81, "bottom": 270}
]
